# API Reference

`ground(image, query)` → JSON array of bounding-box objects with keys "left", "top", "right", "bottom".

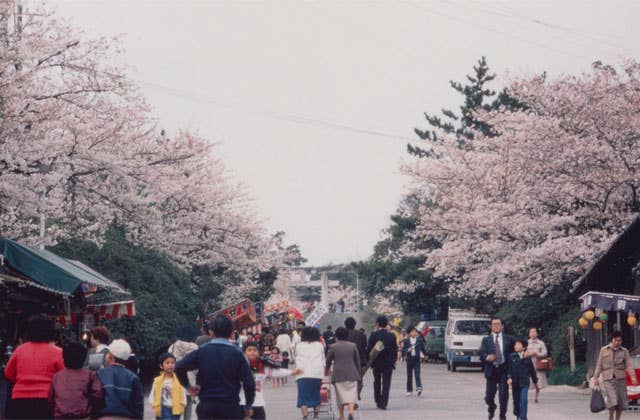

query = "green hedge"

[{"left": 548, "top": 362, "right": 587, "bottom": 386}]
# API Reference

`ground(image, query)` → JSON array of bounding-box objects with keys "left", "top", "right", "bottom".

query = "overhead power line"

[{"left": 138, "top": 80, "right": 417, "bottom": 143}]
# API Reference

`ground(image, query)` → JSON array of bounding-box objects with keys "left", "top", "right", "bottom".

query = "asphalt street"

[{"left": 146, "top": 363, "right": 640, "bottom": 419}]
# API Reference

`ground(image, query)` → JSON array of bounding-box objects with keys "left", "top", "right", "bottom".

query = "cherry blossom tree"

[
  {"left": 0, "top": 2, "right": 282, "bottom": 286},
  {"left": 403, "top": 60, "right": 640, "bottom": 299},
  {"left": 328, "top": 285, "right": 357, "bottom": 310}
]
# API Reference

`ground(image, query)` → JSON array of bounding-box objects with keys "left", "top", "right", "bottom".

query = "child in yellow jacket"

[{"left": 149, "top": 353, "right": 187, "bottom": 420}]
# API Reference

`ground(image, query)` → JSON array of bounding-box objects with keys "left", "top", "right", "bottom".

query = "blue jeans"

[
  {"left": 406, "top": 358, "right": 422, "bottom": 392},
  {"left": 160, "top": 405, "right": 180, "bottom": 420},
  {"left": 512, "top": 386, "right": 529, "bottom": 420}
]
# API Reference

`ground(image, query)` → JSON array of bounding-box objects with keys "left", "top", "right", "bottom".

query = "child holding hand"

[{"left": 507, "top": 338, "right": 539, "bottom": 420}]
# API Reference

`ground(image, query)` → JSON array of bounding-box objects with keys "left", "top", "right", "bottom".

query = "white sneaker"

[
  {"left": 405, "top": 392, "right": 412, "bottom": 397},
  {"left": 417, "top": 388, "right": 423, "bottom": 396}
]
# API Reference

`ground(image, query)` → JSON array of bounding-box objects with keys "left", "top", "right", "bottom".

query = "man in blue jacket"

[
  {"left": 96, "top": 339, "right": 144, "bottom": 419},
  {"left": 176, "top": 314, "right": 256, "bottom": 420},
  {"left": 480, "top": 317, "right": 515, "bottom": 420}
]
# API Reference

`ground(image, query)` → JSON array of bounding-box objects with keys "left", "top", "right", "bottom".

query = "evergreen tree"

[{"left": 410, "top": 56, "right": 525, "bottom": 156}]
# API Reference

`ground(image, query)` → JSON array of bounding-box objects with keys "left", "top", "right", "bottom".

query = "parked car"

[
  {"left": 416, "top": 320, "right": 446, "bottom": 360},
  {"left": 444, "top": 310, "right": 490, "bottom": 372}
]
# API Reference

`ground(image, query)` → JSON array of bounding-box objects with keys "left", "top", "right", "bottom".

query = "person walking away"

[
  {"left": 507, "top": 338, "right": 539, "bottom": 420},
  {"left": 48, "top": 341, "right": 103, "bottom": 419},
  {"left": 168, "top": 338, "right": 198, "bottom": 420},
  {"left": 176, "top": 315, "right": 255, "bottom": 420},
  {"left": 399, "top": 329, "right": 408, "bottom": 362},
  {"left": 85, "top": 326, "right": 111, "bottom": 371},
  {"left": 402, "top": 326, "right": 427, "bottom": 397},
  {"left": 276, "top": 329, "right": 293, "bottom": 363},
  {"left": 240, "top": 343, "right": 300, "bottom": 419},
  {"left": 281, "top": 352, "right": 291, "bottom": 385},
  {"left": 270, "top": 347, "right": 282, "bottom": 389},
  {"left": 593, "top": 330, "right": 638, "bottom": 420},
  {"left": 95, "top": 339, "right": 144, "bottom": 419},
  {"left": 322, "top": 326, "right": 336, "bottom": 355},
  {"left": 367, "top": 316, "right": 398, "bottom": 410},
  {"left": 344, "top": 317, "right": 367, "bottom": 400},
  {"left": 149, "top": 353, "right": 186, "bottom": 420},
  {"left": 195, "top": 324, "right": 214, "bottom": 346},
  {"left": 526, "top": 327, "right": 548, "bottom": 403},
  {"left": 326, "top": 327, "right": 361, "bottom": 420},
  {"left": 481, "top": 317, "right": 515, "bottom": 420},
  {"left": 239, "top": 329, "right": 248, "bottom": 349},
  {"left": 4, "top": 314, "right": 64, "bottom": 419},
  {"left": 294, "top": 327, "right": 325, "bottom": 420},
  {"left": 261, "top": 328, "right": 276, "bottom": 355}
]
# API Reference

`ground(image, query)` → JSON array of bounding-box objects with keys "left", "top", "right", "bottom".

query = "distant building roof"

[{"left": 571, "top": 215, "right": 640, "bottom": 295}]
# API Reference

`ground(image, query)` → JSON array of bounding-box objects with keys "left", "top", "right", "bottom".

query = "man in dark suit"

[
  {"left": 344, "top": 317, "right": 367, "bottom": 400},
  {"left": 367, "top": 316, "right": 398, "bottom": 410},
  {"left": 480, "top": 317, "right": 515, "bottom": 420}
]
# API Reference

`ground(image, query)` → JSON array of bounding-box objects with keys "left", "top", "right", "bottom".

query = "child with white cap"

[{"left": 96, "top": 339, "right": 144, "bottom": 419}]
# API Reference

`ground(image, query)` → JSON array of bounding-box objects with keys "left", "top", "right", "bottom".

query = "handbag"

[
  {"left": 535, "top": 356, "right": 553, "bottom": 371},
  {"left": 590, "top": 387, "right": 606, "bottom": 413}
]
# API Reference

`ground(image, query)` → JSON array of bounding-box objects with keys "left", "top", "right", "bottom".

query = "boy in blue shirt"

[
  {"left": 96, "top": 339, "right": 144, "bottom": 419},
  {"left": 507, "top": 338, "right": 539, "bottom": 420}
]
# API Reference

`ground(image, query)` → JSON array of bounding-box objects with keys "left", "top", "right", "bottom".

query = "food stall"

[
  {"left": 0, "top": 238, "right": 135, "bottom": 349},
  {"left": 209, "top": 299, "right": 261, "bottom": 334},
  {"left": 263, "top": 300, "right": 305, "bottom": 331},
  {"left": 579, "top": 291, "right": 640, "bottom": 402}
]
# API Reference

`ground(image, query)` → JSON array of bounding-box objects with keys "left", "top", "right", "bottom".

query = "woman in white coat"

[{"left": 294, "top": 327, "right": 325, "bottom": 420}]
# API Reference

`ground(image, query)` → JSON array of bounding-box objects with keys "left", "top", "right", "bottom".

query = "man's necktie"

[{"left": 494, "top": 334, "right": 504, "bottom": 365}]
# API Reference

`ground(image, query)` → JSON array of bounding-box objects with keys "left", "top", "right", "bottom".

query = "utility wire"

[
  {"left": 138, "top": 80, "right": 417, "bottom": 143},
  {"left": 443, "top": 0, "right": 632, "bottom": 56},
  {"left": 404, "top": 1, "right": 592, "bottom": 61}
]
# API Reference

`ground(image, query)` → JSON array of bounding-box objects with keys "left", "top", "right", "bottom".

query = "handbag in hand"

[
  {"left": 535, "top": 356, "right": 553, "bottom": 371},
  {"left": 590, "top": 387, "right": 606, "bottom": 413}
]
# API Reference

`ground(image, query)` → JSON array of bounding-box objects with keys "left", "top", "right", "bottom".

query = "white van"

[{"left": 444, "top": 310, "right": 491, "bottom": 372}]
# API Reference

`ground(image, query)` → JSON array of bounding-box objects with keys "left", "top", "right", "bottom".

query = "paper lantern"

[
  {"left": 628, "top": 316, "right": 637, "bottom": 327},
  {"left": 593, "top": 320, "right": 603, "bottom": 330},
  {"left": 599, "top": 313, "right": 608, "bottom": 322},
  {"left": 578, "top": 318, "right": 588, "bottom": 328},
  {"left": 583, "top": 310, "right": 595, "bottom": 321}
]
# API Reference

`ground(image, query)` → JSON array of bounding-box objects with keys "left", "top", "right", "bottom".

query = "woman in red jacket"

[{"left": 4, "top": 314, "right": 64, "bottom": 419}]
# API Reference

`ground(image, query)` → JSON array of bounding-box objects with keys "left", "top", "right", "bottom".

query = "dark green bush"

[{"left": 548, "top": 362, "right": 587, "bottom": 386}]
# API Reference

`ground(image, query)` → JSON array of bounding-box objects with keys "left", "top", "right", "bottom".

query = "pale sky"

[{"left": 50, "top": 0, "right": 640, "bottom": 265}]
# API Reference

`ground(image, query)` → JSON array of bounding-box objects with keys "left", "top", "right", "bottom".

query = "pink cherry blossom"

[{"left": 403, "top": 60, "right": 640, "bottom": 299}]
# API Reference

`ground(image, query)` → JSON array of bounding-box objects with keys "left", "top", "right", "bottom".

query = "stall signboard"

[{"left": 305, "top": 304, "right": 328, "bottom": 327}]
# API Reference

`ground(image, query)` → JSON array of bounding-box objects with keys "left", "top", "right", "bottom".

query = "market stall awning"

[
  {"left": 580, "top": 291, "right": 640, "bottom": 313},
  {"left": 0, "top": 238, "right": 127, "bottom": 294}
]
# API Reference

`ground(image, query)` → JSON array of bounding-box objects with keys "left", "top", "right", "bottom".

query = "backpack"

[{"left": 86, "top": 347, "right": 108, "bottom": 371}]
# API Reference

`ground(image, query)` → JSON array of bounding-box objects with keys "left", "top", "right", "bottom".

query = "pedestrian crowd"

[{"left": 2, "top": 312, "right": 634, "bottom": 420}]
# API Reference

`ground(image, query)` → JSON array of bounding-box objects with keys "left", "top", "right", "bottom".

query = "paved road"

[
  {"left": 147, "top": 363, "right": 640, "bottom": 419},
  {"left": 264, "top": 363, "right": 622, "bottom": 420}
]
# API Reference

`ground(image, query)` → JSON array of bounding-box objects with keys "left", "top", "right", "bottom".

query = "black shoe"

[{"left": 348, "top": 415, "right": 354, "bottom": 420}]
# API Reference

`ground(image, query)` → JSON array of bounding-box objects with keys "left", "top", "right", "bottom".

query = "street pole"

[
  {"left": 356, "top": 273, "right": 360, "bottom": 311},
  {"left": 567, "top": 326, "right": 576, "bottom": 373}
]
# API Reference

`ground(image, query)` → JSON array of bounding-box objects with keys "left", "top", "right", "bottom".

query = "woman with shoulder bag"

[{"left": 527, "top": 327, "right": 548, "bottom": 403}]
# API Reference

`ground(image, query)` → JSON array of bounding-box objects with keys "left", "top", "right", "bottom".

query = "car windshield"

[
  {"left": 454, "top": 320, "right": 490, "bottom": 335},
  {"left": 428, "top": 327, "right": 444, "bottom": 337}
]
